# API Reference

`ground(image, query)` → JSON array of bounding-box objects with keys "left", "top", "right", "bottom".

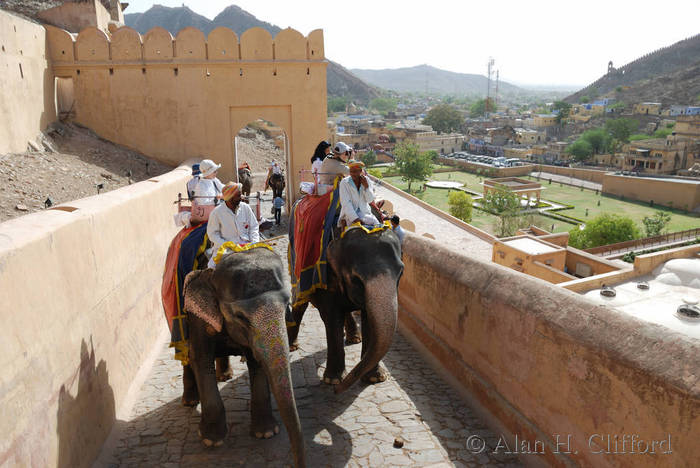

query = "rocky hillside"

[
  {"left": 566, "top": 34, "right": 700, "bottom": 106},
  {"left": 125, "top": 4, "right": 379, "bottom": 104},
  {"left": 351, "top": 64, "right": 521, "bottom": 95}
]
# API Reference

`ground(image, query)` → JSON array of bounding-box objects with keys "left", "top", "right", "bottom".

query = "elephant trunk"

[
  {"left": 251, "top": 308, "right": 306, "bottom": 468},
  {"left": 335, "top": 274, "right": 398, "bottom": 394}
]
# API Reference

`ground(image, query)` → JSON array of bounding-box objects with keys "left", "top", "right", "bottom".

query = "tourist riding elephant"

[
  {"left": 267, "top": 172, "right": 285, "bottom": 199},
  {"left": 287, "top": 227, "right": 403, "bottom": 393},
  {"left": 238, "top": 167, "right": 253, "bottom": 197},
  {"left": 183, "top": 247, "right": 305, "bottom": 467}
]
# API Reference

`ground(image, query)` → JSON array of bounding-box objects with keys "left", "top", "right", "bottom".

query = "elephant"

[
  {"left": 182, "top": 247, "right": 305, "bottom": 467},
  {"left": 267, "top": 172, "right": 286, "bottom": 199},
  {"left": 287, "top": 226, "right": 403, "bottom": 394},
  {"left": 238, "top": 167, "right": 253, "bottom": 197}
]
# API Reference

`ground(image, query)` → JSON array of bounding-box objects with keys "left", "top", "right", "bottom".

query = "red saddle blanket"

[{"left": 292, "top": 190, "right": 334, "bottom": 279}]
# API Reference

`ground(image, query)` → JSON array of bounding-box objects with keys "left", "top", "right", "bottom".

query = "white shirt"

[
  {"left": 207, "top": 202, "right": 260, "bottom": 268},
  {"left": 193, "top": 177, "right": 223, "bottom": 205},
  {"left": 186, "top": 176, "right": 200, "bottom": 200},
  {"left": 271, "top": 163, "right": 281, "bottom": 175},
  {"left": 338, "top": 175, "right": 376, "bottom": 227}
]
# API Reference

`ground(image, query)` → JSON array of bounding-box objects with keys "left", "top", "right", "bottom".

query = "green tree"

[
  {"left": 553, "top": 100, "right": 572, "bottom": 124},
  {"left": 581, "top": 128, "right": 611, "bottom": 154},
  {"left": 448, "top": 191, "right": 473, "bottom": 222},
  {"left": 361, "top": 149, "right": 377, "bottom": 167},
  {"left": 423, "top": 104, "right": 463, "bottom": 134},
  {"left": 568, "top": 213, "right": 640, "bottom": 249},
  {"left": 393, "top": 142, "right": 433, "bottom": 191},
  {"left": 369, "top": 97, "right": 398, "bottom": 114},
  {"left": 424, "top": 150, "right": 439, "bottom": 162},
  {"left": 327, "top": 96, "right": 347, "bottom": 113},
  {"left": 481, "top": 188, "right": 522, "bottom": 237},
  {"left": 470, "top": 98, "right": 496, "bottom": 117},
  {"left": 642, "top": 211, "right": 672, "bottom": 237},
  {"left": 566, "top": 140, "right": 593, "bottom": 162},
  {"left": 604, "top": 117, "right": 638, "bottom": 143},
  {"left": 580, "top": 96, "right": 590, "bottom": 104}
]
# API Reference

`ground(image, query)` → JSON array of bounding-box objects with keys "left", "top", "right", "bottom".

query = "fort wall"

[
  {"left": 534, "top": 164, "right": 608, "bottom": 184},
  {"left": 0, "top": 164, "right": 189, "bottom": 466},
  {"left": 45, "top": 25, "right": 328, "bottom": 199},
  {"left": 0, "top": 10, "right": 56, "bottom": 154},
  {"left": 399, "top": 235, "right": 700, "bottom": 467},
  {"left": 602, "top": 173, "right": 700, "bottom": 211}
]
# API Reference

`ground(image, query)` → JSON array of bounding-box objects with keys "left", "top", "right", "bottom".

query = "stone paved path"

[
  {"left": 98, "top": 309, "right": 522, "bottom": 467},
  {"left": 373, "top": 184, "right": 494, "bottom": 263}
]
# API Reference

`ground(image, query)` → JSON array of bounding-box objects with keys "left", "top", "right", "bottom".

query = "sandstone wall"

[
  {"left": 602, "top": 173, "right": 700, "bottom": 211},
  {"left": 0, "top": 10, "right": 56, "bottom": 154},
  {"left": 399, "top": 235, "right": 700, "bottom": 467},
  {"left": 0, "top": 165, "right": 189, "bottom": 467},
  {"left": 535, "top": 165, "right": 608, "bottom": 184}
]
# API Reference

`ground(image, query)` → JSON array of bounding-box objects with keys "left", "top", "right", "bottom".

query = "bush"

[
  {"left": 568, "top": 213, "right": 640, "bottom": 249},
  {"left": 367, "top": 168, "right": 383, "bottom": 179},
  {"left": 447, "top": 191, "right": 473, "bottom": 222}
]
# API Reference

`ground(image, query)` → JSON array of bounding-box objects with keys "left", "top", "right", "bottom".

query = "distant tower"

[
  {"left": 486, "top": 57, "right": 494, "bottom": 117},
  {"left": 607, "top": 61, "right": 615, "bottom": 74},
  {"left": 495, "top": 70, "right": 499, "bottom": 110}
]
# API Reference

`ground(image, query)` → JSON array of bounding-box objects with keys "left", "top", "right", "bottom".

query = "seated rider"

[
  {"left": 265, "top": 160, "right": 282, "bottom": 190},
  {"left": 338, "top": 159, "right": 379, "bottom": 228},
  {"left": 317, "top": 141, "right": 351, "bottom": 195},
  {"left": 186, "top": 163, "right": 201, "bottom": 201},
  {"left": 191, "top": 159, "right": 223, "bottom": 223},
  {"left": 206, "top": 182, "right": 260, "bottom": 268}
]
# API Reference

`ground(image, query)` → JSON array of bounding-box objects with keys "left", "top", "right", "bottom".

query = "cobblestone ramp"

[{"left": 100, "top": 307, "right": 522, "bottom": 467}]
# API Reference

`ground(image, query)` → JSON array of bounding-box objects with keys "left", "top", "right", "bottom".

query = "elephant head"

[
  {"left": 184, "top": 247, "right": 304, "bottom": 467},
  {"left": 327, "top": 227, "right": 403, "bottom": 393}
]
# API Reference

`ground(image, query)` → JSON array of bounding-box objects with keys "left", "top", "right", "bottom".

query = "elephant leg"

[
  {"left": 247, "top": 355, "right": 280, "bottom": 439},
  {"left": 287, "top": 302, "right": 308, "bottom": 351},
  {"left": 319, "top": 302, "right": 346, "bottom": 385},
  {"left": 360, "top": 308, "right": 388, "bottom": 384},
  {"left": 215, "top": 356, "right": 233, "bottom": 382},
  {"left": 181, "top": 363, "right": 200, "bottom": 407},
  {"left": 189, "top": 315, "right": 227, "bottom": 446},
  {"left": 344, "top": 310, "right": 362, "bottom": 345}
]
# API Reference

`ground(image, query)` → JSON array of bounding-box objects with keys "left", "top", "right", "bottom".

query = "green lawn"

[
  {"left": 524, "top": 176, "right": 700, "bottom": 232},
  {"left": 380, "top": 168, "right": 699, "bottom": 236}
]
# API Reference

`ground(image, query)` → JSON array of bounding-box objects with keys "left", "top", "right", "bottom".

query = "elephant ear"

[{"left": 183, "top": 269, "right": 222, "bottom": 333}]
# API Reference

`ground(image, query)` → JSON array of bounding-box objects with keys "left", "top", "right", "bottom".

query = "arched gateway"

[{"left": 45, "top": 24, "right": 329, "bottom": 202}]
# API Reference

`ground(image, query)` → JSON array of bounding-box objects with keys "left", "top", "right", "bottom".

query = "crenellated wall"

[
  {"left": 0, "top": 165, "right": 189, "bottom": 467},
  {"left": 398, "top": 235, "right": 700, "bottom": 467},
  {"left": 0, "top": 10, "right": 57, "bottom": 154},
  {"left": 44, "top": 25, "right": 328, "bottom": 198}
]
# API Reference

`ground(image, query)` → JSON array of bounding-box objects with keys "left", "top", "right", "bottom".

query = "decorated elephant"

[
  {"left": 288, "top": 226, "right": 403, "bottom": 393},
  {"left": 238, "top": 166, "right": 253, "bottom": 197},
  {"left": 183, "top": 246, "right": 305, "bottom": 467},
  {"left": 267, "top": 172, "right": 286, "bottom": 199}
]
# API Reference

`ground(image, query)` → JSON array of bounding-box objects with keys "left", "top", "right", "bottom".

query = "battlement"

[{"left": 45, "top": 25, "right": 325, "bottom": 65}]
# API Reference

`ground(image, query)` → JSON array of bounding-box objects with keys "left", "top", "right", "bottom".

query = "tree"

[
  {"left": 423, "top": 104, "right": 463, "bottom": 134},
  {"left": 369, "top": 97, "right": 398, "bottom": 114},
  {"left": 393, "top": 142, "right": 433, "bottom": 191},
  {"left": 470, "top": 98, "right": 496, "bottom": 117},
  {"left": 448, "top": 191, "right": 473, "bottom": 222},
  {"left": 424, "top": 150, "right": 439, "bottom": 163},
  {"left": 580, "top": 96, "right": 590, "bottom": 104},
  {"left": 361, "top": 150, "right": 377, "bottom": 167},
  {"left": 481, "top": 188, "right": 521, "bottom": 237},
  {"left": 553, "top": 100, "right": 572, "bottom": 124},
  {"left": 604, "top": 118, "right": 639, "bottom": 143},
  {"left": 581, "top": 128, "right": 610, "bottom": 154},
  {"left": 327, "top": 96, "right": 347, "bottom": 113},
  {"left": 568, "top": 213, "right": 640, "bottom": 249},
  {"left": 642, "top": 211, "right": 672, "bottom": 237},
  {"left": 566, "top": 140, "right": 593, "bottom": 162}
]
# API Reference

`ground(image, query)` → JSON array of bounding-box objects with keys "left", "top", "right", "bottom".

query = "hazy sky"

[{"left": 125, "top": 0, "right": 699, "bottom": 88}]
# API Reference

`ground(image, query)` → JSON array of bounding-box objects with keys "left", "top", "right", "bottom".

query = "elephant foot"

[
  {"left": 251, "top": 414, "right": 280, "bottom": 439},
  {"left": 322, "top": 369, "right": 346, "bottom": 385},
  {"left": 361, "top": 366, "right": 388, "bottom": 384},
  {"left": 345, "top": 333, "right": 362, "bottom": 345},
  {"left": 289, "top": 340, "right": 299, "bottom": 352},
  {"left": 198, "top": 429, "right": 225, "bottom": 448},
  {"left": 181, "top": 395, "right": 199, "bottom": 407},
  {"left": 215, "top": 357, "right": 233, "bottom": 382}
]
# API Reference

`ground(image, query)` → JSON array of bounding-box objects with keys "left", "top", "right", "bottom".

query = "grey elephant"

[
  {"left": 238, "top": 166, "right": 253, "bottom": 197},
  {"left": 183, "top": 247, "right": 305, "bottom": 467},
  {"left": 287, "top": 227, "right": 403, "bottom": 393}
]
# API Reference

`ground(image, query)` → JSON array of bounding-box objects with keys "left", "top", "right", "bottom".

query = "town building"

[{"left": 633, "top": 102, "right": 662, "bottom": 115}]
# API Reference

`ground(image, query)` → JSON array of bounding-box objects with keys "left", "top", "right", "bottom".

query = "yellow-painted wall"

[
  {"left": 602, "top": 173, "right": 700, "bottom": 211},
  {"left": 0, "top": 10, "right": 57, "bottom": 154},
  {"left": 0, "top": 164, "right": 189, "bottom": 467},
  {"left": 47, "top": 25, "right": 328, "bottom": 201}
]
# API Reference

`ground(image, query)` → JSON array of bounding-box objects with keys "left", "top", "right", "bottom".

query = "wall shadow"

[{"left": 56, "top": 338, "right": 116, "bottom": 468}]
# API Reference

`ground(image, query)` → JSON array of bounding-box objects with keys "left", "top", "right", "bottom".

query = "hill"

[
  {"left": 566, "top": 34, "right": 700, "bottom": 106},
  {"left": 124, "top": 4, "right": 379, "bottom": 103},
  {"left": 351, "top": 64, "right": 522, "bottom": 95}
]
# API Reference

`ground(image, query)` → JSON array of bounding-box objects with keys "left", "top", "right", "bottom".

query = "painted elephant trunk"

[
  {"left": 251, "top": 309, "right": 306, "bottom": 468},
  {"left": 335, "top": 275, "right": 398, "bottom": 394}
]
